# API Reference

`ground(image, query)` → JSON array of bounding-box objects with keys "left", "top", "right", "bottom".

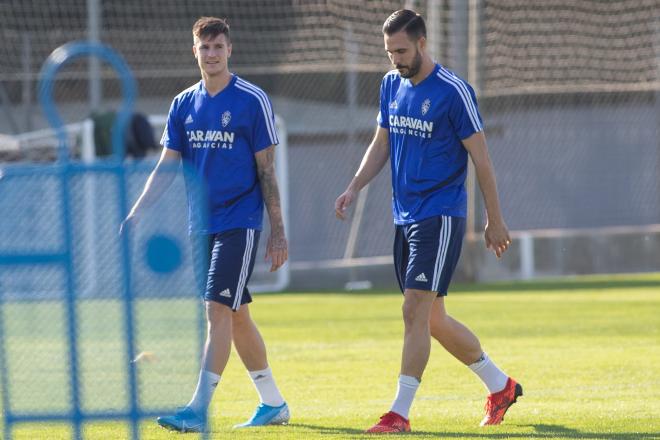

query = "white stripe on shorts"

[
  {"left": 232, "top": 229, "right": 255, "bottom": 310},
  {"left": 432, "top": 216, "right": 452, "bottom": 291}
]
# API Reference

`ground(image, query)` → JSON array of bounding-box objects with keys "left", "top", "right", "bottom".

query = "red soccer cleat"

[
  {"left": 480, "top": 377, "right": 523, "bottom": 426},
  {"left": 366, "top": 411, "right": 411, "bottom": 433}
]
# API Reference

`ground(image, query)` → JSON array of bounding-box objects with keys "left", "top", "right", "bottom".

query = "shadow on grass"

[
  {"left": 451, "top": 277, "right": 660, "bottom": 294},
  {"left": 520, "top": 423, "right": 659, "bottom": 439},
  {"left": 290, "top": 423, "right": 658, "bottom": 439},
  {"left": 287, "top": 423, "right": 364, "bottom": 435}
]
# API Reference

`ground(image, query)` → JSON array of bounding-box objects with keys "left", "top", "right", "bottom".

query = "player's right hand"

[{"left": 334, "top": 189, "right": 356, "bottom": 220}]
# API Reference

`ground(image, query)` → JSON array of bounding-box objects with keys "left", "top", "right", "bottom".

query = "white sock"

[
  {"left": 186, "top": 369, "right": 221, "bottom": 415},
  {"left": 390, "top": 375, "right": 419, "bottom": 420},
  {"left": 468, "top": 352, "right": 508, "bottom": 393},
  {"left": 249, "top": 367, "right": 285, "bottom": 407}
]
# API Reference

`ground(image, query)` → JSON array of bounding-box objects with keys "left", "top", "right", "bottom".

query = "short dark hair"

[
  {"left": 192, "top": 16, "right": 230, "bottom": 42},
  {"left": 382, "top": 9, "right": 426, "bottom": 40}
]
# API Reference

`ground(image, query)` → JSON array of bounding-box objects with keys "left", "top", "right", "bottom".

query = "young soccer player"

[
  {"left": 121, "top": 16, "right": 289, "bottom": 433},
  {"left": 335, "top": 9, "right": 522, "bottom": 433}
]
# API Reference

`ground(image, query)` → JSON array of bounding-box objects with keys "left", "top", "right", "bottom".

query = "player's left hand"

[
  {"left": 266, "top": 232, "right": 288, "bottom": 272},
  {"left": 485, "top": 221, "right": 511, "bottom": 258}
]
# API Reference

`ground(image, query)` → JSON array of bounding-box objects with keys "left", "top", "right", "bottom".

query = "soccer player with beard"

[
  {"left": 122, "top": 17, "right": 289, "bottom": 433},
  {"left": 335, "top": 9, "right": 522, "bottom": 433}
]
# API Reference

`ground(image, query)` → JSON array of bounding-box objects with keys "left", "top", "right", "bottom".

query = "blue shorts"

[
  {"left": 192, "top": 228, "right": 260, "bottom": 311},
  {"left": 394, "top": 215, "right": 465, "bottom": 296}
]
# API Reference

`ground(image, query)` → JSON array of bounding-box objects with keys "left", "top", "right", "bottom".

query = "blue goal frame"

[{"left": 0, "top": 41, "right": 178, "bottom": 440}]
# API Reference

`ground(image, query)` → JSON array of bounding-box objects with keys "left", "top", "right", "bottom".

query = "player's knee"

[
  {"left": 205, "top": 300, "right": 232, "bottom": 327},
  {"left": 401, "top": 301, "right": 425, "bottom": 328},
  {"left": 232, "top": 304, "right": 254, "bottom": 329},
  {"left": 430, "top": 310, "right": 450, "bottom": 332},
  {"left": 401, "top": 303, "right": 413, "bottom": 327},
  {"left": 430, "top": 297, "right": 448, "bottom": 320},
  {"left": 231, "top": 311, "right": 251, "bottom": 330}
]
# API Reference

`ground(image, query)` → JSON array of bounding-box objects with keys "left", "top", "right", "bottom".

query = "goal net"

[{"left": 0, "top": 0, "right": 658, "bottom": 279}]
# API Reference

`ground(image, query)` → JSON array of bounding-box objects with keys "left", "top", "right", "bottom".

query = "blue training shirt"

[
  {"left": 378, "top": 63, "right": 483, "bottom": 225},
  {"left": 161, "top": 75, "right": 278, "bottom": 234}
]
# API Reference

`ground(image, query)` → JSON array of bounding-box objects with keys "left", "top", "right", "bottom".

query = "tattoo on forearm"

[{"left": 257, "top": 149, "right": 285, "bottom": 235}]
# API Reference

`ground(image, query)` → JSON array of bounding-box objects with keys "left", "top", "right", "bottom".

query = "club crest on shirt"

[
  {"left": 221, "top": 111, "right": 231, "bottom": 127},
  {"left": 421, "top": 98, "right": 431, "bottom": 115}
]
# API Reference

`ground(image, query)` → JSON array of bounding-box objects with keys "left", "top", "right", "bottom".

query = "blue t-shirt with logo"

[
  {"left": 377, "top": 64, "right": 483, "bottom": 225},
  {"left": 161, "top": 75, "right": 278, "bottom": 234}
]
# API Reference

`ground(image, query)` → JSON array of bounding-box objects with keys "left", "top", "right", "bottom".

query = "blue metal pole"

[
  {"left": 38, "top": 41, "right": 139, "bottom": 440},
  {"left": 39, "top": 45, "right": 82, "bottom": 440},
  {"left": 0, "top": 284, "right": 13, "bottom": 440}
]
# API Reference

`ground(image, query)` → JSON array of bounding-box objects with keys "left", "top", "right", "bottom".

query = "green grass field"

[{"left": 3, "top": 274, "right": 660, "bottom": 439}]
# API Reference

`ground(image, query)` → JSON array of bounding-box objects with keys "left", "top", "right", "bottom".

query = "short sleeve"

[
  {"left": 377, "top": 77, "right": 389, "bottom": 128},
  {"left": 251, "top": 93, "right": 279, "bottom": 153},
  {"left": 160, "top": 97, "right": 185, "bottom": 151},
  {"left": 448, "top": 82, "right": 484, "bottom": 140}
]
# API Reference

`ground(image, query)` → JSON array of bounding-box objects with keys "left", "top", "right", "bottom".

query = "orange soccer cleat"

[
  {"left": 480, "top": 377, "right": 523, "bottom": 426},
  {"left": 366, "top": 411, "right": 411, "bottom": 434}
]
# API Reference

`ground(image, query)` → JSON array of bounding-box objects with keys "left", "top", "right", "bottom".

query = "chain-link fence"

[
  {"left": 1, "top": 1, "right": 658, "bottom": 276},
  {"left": 0, "top": 162, "right": 207, "bottom": 438},
  {"left": 1, "top": 1, "right": 659, "bottom": 436}
]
